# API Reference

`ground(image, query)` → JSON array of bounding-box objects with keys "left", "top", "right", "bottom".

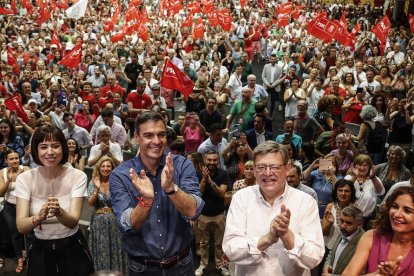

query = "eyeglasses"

[{"left": 255, "top": 164, "right": 285, "bottom": 173}]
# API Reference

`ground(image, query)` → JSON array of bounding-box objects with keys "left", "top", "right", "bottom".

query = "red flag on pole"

[
  {"left": 277, "top": 14, "right": 290, "bottom": 28},
  {"left": 187, "top": 1, "right": 201, "bottom": 14},
  {"left": 5, "top": 94, "right": 29, "bottom": 123},
  {"left": 217, "top": 10, "right": 232, "bottom": 31},
  {"left": 206, "top": 10, "right": 219, "bottom": 27},
  {"left": 192, "top": 18, "right": 204, "bottom": 40},
  {"left": 372, "top": 16, "right": 391, "bottom": 45},
  {"left": 7, "top": 48, "right": 19, "bottom": 74},
  {"left": 160, "top": 59, "right": 194, "bottom": 98},
  {"left": 59, "top": 43, "right": 82, "bottom": 68},
  {"left": 51, "top": 29, "right": 61, "bottom": 51}
]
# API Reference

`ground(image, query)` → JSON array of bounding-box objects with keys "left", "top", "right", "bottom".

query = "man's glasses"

[{"left": 255, "top": 164, "right": 285, "bottom": 173}]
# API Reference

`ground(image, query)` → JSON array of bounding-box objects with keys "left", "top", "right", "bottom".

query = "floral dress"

[{"left": 87, "top": 181, "right": 127, "bottom": 273}]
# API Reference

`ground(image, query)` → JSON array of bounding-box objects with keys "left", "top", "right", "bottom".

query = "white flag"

[{"left": 65, "top": 0, "right": 88, "bottom": 20}]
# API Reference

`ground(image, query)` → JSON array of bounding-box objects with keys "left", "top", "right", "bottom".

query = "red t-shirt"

[
  {"left": 126, "top": 92, "right": 153, "bottom": 118},
  {"left": 324, "top": 87, "right": 346, "bottom": 116},
  {"left": 100, "top": 84, "right": 125, "bottom": 103}
]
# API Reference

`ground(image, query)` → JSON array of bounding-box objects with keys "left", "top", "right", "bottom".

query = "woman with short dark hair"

[{"left": 15, "top": 124, "right": 94, "bottom": 276}]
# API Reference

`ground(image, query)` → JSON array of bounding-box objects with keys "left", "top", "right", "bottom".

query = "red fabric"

[
  {"left": 100, "top": 85, "right": 125, "bottom": 99},
  {"left": 59, "top": 43, "right": 82, "bottom": 69},
  {"left": 167, "top": 0, "right": 182, "bottom": 16},
  {"left": 192, "top": 18, "right": 204, "bottom": 40},
  {"left": 182, "top": 14, "right": 193, "bottom": 29},
  {"left": 409, "top": 14, "right": 414, "bottom": 34},
  {"left": 372, "top": 16, "right": 390, "bottom": 45},
  {"left": 278, "top": 14, "right": 290, "bottom": 28},
  {"left": 324, "top": 87, "right": 346, "bottom": 116},
  {"left": 217, "top": 10, "right": 232, "bottom": 31},
  {"left": 0, "top": 7, "right": 14, "bottom": 14},
  {"left": 187, "top": 1, "right": 201, "bottom": 14},
  {"left": 51, "top": 29, "right": 62, "bottom": 51},
  {"left": 74, "top": 113, "right": 96, "bottom": 132},
  {"left": 137, "top": 23, "right": 149, "bottom": 42},
  {"left": 10, "top": 0, "right": 17, "bottom": 14},
  {"left": 277, "top": 2, "right": 292, "bottom": 14},
  {"left": 160, "top": 59, "right": 195, "bottom": 99},
  {"left": 206, "top": 10, "right": 219, "bottom": 27},
  {"left": 126, "top": 92, "right": 153, "bottom": 118},
  {"left": 7, "top": 48, "right": 19, "bottom": 74},
  {"left": 4, "top": 94, "right": 29, "bottom": 123}
]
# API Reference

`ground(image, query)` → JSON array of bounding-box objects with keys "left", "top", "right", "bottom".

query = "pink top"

[
  {"left": 367, "top": 231, "right": 414, "bottom": 275},
  {"left": 184, "top": 127, "right": 203, "bottom": 153}
]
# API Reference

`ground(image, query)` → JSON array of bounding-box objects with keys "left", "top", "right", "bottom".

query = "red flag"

[
  {"left": 21, "top": 0, "right": 34, "bottom": 13},
  {"left": 340, "top": 15, "right": 347, "bottom": 27},
  {"left": 159, "top": 0, "right": 167, "bottom": 17},
  {"left": 51, "top": 29, "right": 61, "bottom": 51},
  {"left": 7, "top": 48, "right": 19, "bottom": 74},
  {"left": 181, "top": 14, "right": 193, "bottom": 29},
  {"left": 137, "top": 23, "right": 149, "bottom": 42},
  {"left": 277, "top": 14, "right": 290, "bottom": 28},
  {"left": 59, "top": 43, "right": 82, "bottom": 69},
  {"left": 240, "top": 0, "right": 247, "bottom": 9},
  {"left": 202, "top": 0, "right": 214, "bottom": 12},
  {"left": 160, "top": 59, "right": 194, "bottom": 98},
  {"left": 0, "top": 7, "right": 14, "bottom": 14},
  {"left": 125, "top": 5, "right": 139, "bottom": 22},
  {"left": 187, "top": 1, "right": 201, "bottom": 14},
  {"left": 352, "top": 22, "right": 360, "bottom": 34},
  {"left": 57, "top": 0, "right": 69, "bottom": 9},
  {"left": 192, "top": 18, "right": 204, "bottom": 40},
  {"left": 409, "top": 14, "right": 414, "bottom": 33},
  {"left": 168, "top": 0, "right": 182, "bottom": 16},
  {"left": 141, "top": 6, "right": 150, "bottom": 24},
  {"left": 206, "top": 10, "right": 219, "bottom": 27},
  {"left": 217, "top": 10, "right": 232, "bottom": 31},
  {"left": 10, "top": 0, "right": 18, "bottom": 14},
  {"left": 110, "top": 31, "right": 126, "bottom": 43},
  {"left": 5, "top": 94, "right": 29, "bottom": 123},
  {"left": 277, "top": 2, "right": 292, "bottom": 14},
  {"left": 372, "top": 16, "right": 390, "bottom": 45},
  {"left": 291, "top": 6, "right": 303, "bottom": 20},
  {"left": 130, "top": 0, "right": 141, "bottom": 6},
  {"left": 307, "top": 15, "right": 335, "bottom": 43}
]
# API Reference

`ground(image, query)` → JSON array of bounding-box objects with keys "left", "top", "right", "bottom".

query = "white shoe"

[
  {"left": 219, "top": 267, "right": 230, "bottom": 276},
  {"left": 195, "top": 264, "right": 206, "bottom": 276},
  {"left": 278, "top": 105, "right": 283, "bottom": 111}
]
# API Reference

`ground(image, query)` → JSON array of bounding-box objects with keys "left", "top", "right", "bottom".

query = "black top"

[
  {"left": 198, "top": 168, "right": 230, "bottom": 216},
  {"left": 199, "top": 109, "right": 223, "bottom": 129}
]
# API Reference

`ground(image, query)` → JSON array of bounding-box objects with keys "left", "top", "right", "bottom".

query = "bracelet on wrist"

[
  {"left": 136, "top": 196, "right": 153, "bottom": 207},
  {"left": 32, "top": 215, "right": 42, "bottom": 230}
]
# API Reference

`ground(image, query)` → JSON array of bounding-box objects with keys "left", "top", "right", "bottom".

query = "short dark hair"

[
  {"left": 0, "top": 119, "right": 17, "bottom": 141},
  {"left": 63, "top": 112, "right": 74, "bottom": 122},
  {"left": 254, "top": 102, "right": 266, "bottom": 113},
  {"left": 205, "top": 150, "right": 219, "bottom": 157},
  {"left": 208, "top": 123, "right": 223, "bottom": 134},
  {"left": 170, "top": 140, "right": 185, "bottom": 154},
  {"left": 31, "top": 124, "right": 69, "bottom": 166},
  {"left": 134, "top": 111, "right": 166, "bottom": 134},
  {"left": 332, "top": 179, "right": 356, "bottom": 203},
  {"left": 101, "top": 108, "right": 114, "bottom": 118}
]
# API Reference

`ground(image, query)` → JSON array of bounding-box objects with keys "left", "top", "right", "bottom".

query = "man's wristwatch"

[{"left": 165, "top": 184, "right": 179, "bottom": 195}]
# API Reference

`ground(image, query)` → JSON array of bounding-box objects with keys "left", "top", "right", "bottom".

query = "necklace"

[{"left": 357, "top": 177, "right": 367, "bottom": 192}]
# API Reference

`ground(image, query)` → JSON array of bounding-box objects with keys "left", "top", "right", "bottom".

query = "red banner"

[
  {"left": 168, "top": 0, "right": 182, "bottom": 16},
  {"left": 192, "top": 18, "right": 204, "bottom": 40},
  {"left": 187, "top": 1, "right": 201, "bottom": 14},
  {"left": 137, "top": 23, "right": 149, "bottom": 42},
  {"left": 277, "top": 14, "right": 290, "bottom": 27},
  {"left": 5, "top": 95, "right": 29, "bottom": 123},
  {"left": 7, "top": 48, "right": 19, "bottom": 74},
  {"left": 181, "top": 14, "right": 193, "bottom": 29},
  {"left": 409, "top": 14, "right": 414, "bottom": 34},
  {"left": 161, "top": 59, "right": 195, "bottom": 98},
  {"left": 0, "top": 7, "right": 14, "bottom": 14},
  {"left": 59, "top": 43, "right": 82, "bottom": 68},
  {"left": 217, "top": 10, "right": 232, "bottom": 31},
  {"left": 277, "top": 2, "right": 292, "bottom": 15},
  {"left": 206, "top": 10, "right": 219, "bottom": 27},
  {"left": 307, "top": 14, "right": 354, "bottom": 46},
  {"left": 372, "top": 16, "right": 390, "bottom": 45},
  {"left": 51, "top": 29, "right": 61, "bottom": 51}
]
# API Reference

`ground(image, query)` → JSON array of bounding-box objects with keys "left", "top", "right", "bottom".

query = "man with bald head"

[
  {"left": 244, "top": 74, "right": 268, "bottom": 103},
  {"left": 293, "top": 100, "right": 324, "bottom": 143},
  {"left": 386, "top": 42, "right": 405, "bottom": 66}
]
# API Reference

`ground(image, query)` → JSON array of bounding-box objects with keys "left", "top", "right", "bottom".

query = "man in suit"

[
  {"left": 261, "top": 53, "right": 286, "bottom": 116},
  {"left": 322, "top": 205, "right": 364, "bottom": 276},
  {"left": 244, "top": 114, "right": 272, "bottom": 149}
]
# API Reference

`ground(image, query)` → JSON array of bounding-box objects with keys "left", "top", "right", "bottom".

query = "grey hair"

[
  {"left": 341, "top": 205, "right": 364, "bottom": 225},
  {"left": 253, "top": 141, "right": 289, "bottom": 164},
  {"left": 360, "top": 105, "right": 378, "bottom": 121},
  {"left": 97, "top": 125, "right": 111, "bottom": 136},
  {"left": 387, "top": 145, "right": 406, "bottom": 161},
  {"left": 335, "top": 133, "right": 346, "bottom": 142}
]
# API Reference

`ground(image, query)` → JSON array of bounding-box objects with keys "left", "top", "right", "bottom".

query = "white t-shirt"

[{"left": 15, "top": 167, "right": 87, "bottom": 239}]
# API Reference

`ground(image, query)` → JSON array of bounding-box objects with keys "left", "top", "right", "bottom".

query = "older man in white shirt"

[{"left": 223, "top": 141, "right": 324, "bottom": 276}]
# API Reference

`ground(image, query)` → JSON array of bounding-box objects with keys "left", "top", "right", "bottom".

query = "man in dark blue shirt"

[{"left": 110, "top": 112, "right": 204, "bottom": 275}]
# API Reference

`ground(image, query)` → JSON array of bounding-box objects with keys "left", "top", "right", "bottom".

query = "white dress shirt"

[{"left": 223, "top": 184, "right": 325, "bottom": 276}]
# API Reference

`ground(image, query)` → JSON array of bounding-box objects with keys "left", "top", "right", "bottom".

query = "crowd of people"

[{"left": 0, "top": 0, "right": 413, "bottom": 275}]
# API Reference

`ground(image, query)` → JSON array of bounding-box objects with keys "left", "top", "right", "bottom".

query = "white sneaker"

[
  {"left": 278, "top": 105, "right": 283, "bottom": 111},
  {"left": 219, "top": 267, "right": 230, "bottom": 276},
  {"left": 195, "top": 264, "right": 206, "bottom": 276}
]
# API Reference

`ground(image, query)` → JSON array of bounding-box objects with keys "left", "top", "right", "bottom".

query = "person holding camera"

[{"left": 180, "top": 113, "right": 206, "bottom": 154}]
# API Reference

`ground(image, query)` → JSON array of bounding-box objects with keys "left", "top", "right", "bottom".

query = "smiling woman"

[
  {"left": 14, "top": 124, "right": 94, "bottom": 276},
  {"left": 342, "top": 187, "right": 414, "bottom": 275}
]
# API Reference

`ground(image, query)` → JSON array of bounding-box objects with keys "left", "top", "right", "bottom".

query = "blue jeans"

[
  {"left": 128, "top": 251, "right": 194, "bottom": 276},
  {"left": 3, "top": 201, "right": 23, "bottom": 258}
]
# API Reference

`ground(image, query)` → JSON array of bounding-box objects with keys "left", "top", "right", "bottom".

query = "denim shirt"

[{"left": 109, "top": 154, "right": 204, "bottom": 259}]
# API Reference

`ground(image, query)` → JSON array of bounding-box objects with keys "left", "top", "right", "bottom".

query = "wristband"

[
  {"left": 136, "top": 196, "right": 153, "bottom": 207},
  {"left": 32, "top": 215, "right": 42, "bottom": 230}
]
